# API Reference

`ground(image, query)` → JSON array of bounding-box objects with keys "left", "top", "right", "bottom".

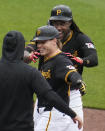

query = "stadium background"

[{"left": 0, "top": 0, "right": 105, "bottom": 109}]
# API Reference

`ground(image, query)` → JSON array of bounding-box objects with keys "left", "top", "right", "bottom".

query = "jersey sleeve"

[
  {"left": 77, "top": 33, "right": 98, "bottom": 67},
  {"left": 54, "top": 56, "right": 77, "bottom": 84}
]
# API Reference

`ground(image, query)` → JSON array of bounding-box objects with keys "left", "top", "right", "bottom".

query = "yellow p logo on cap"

[
  {"left": 57, "top": 10, "right": 61, "bottom": 15},
  {"left": 36, "top": 30, "right": 41, "bottom": 36}
]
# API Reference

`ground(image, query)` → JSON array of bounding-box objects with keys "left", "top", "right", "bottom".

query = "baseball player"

[
  {"left": 31, "top": 25, "right": 86, "bottom": 131},
  {"left": 47, "top": 5, "right": 98, "bottom": 130},
  {"left": 0, "top": 30, "right": 83, "bottom": 131},
  {"left": 48, "top": 5, "right": 98, "bottom": 76}
]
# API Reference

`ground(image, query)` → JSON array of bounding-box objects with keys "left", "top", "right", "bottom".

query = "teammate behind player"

[
  {"left": 32, "top": 25, "right": 85, "bottom": 131},
  {"left": 48, "top": 5, "right": 98, "bottom": 75},
  {"left": 47, "top": 5, "right": 98, "bottom": 131},
  {"left": 0, "top": 30, "right": 83, "bottom": 131}
]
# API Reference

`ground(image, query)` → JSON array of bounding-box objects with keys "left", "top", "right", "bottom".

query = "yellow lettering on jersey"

[
  {"left": 41, "top": 70, "right": 51, "bottom": 79},
  {"left": 57, "top": 9, "right": 61, "bottom": 15}
]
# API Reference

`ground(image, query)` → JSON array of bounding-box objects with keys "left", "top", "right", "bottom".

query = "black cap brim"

[
  {"left": 49, "top": 16, "right": 72, "bottom": 22},
  {"left": 32, "top": 37, "right": 52, "bottom": 41},
  {"left": 32, "top": 35, "right": 60, "bottom": 42},
  {"left": 32, "top": 37, "right": 59, "bottom": 41}
]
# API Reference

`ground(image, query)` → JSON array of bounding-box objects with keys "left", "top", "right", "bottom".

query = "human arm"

[
  {"left": 54, "top": 55, "right": 86, "bottom": 94},
  {"left": 44, "top": 90, "right": 83, "bottom": 129},
  {"left": 77, "top": 33, "right": 98, "bottom": 67},
  {"left": 72, "top": 115, "right": 83, "bottom": 129},
  {"left": 24, "top": 42, "right": 40, "bottom": 63},
  {"left": 64, "top": 33, "right": 98, "bottom": 67},
  {"left": 82, "top": 48, "right": 98, "bottom": 67},
  {"left": 24, "top": 50, "right": 40, "bottom": 63},
  {"left": 64, "top": 49, "right": 98, "bottom": 67},
  {"left": 66, "top": 68, "right": 86, "bottom": 95}
]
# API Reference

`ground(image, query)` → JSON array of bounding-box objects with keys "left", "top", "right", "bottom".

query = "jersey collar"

[
  {"left": 44, "top": 51, "right": 62, "bottom": 62},
  {"left": 62, "top": 30, "right": 73, "bottom": 47}
]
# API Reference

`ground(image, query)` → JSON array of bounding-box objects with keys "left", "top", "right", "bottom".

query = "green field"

[{"left": 0, "top": 0, "right": 105, "bottom": 109}]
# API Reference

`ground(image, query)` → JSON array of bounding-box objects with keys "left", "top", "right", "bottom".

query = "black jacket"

[{"left": 0, "top": 31, "right": 53, "bottom": 131}]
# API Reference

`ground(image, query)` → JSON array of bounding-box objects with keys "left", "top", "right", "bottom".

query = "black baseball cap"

[
  {"left": 49, "top": 5, "right": 72, "bottom": 22},
  {"left": 32, "top": 25, "right": 59, "bottom": 41}
]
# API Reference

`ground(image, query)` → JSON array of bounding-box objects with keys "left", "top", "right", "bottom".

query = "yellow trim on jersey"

[
  {"left": 68, "top": 85, "right": 70, "bottom": 96},
  {"left": 65, "top": 69, "right": 77, "bottom": 83},
  {"left": 45, "top": 111, "right": 52, "bottom": 131},
  {"left": 44, "top": 51, "right": 62, "bottom": 62},
  {"left": 62, "top": 30, "right": 73, "bottom": 47}
]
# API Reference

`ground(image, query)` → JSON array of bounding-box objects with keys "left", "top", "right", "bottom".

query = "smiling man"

[{"left": 32, "top": 25, "right": 85, "bottom": 131}]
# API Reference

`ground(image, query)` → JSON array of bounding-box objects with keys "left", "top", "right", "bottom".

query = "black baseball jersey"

[
  {"left": 37, "top": 52, "right": 82, "bottom": 109},
  {"left": 62, "top": 31, "right": 98, "bottom": 74}
]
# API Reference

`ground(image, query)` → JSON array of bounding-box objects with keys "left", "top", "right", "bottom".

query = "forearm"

[
  {"left": 44, "top": 90, "right": 76, "bottom": 118},
  {"left": 24, "top": 44, "right": 40, "bottom": 64},
  {"left": 67, "top": 71, "right": 82, "bottom": 86},
  {"left": 83, "top": 53, "right": 98, "bottom": 67},
  {"left": 82, "top": 48, "right": 98, "bottom": 67}
]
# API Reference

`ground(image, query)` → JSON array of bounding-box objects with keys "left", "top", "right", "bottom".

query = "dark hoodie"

[
  {"left": 2, "top": 31, "right": 25, "bottom": 62},
  {"left": 0, "top": 31, "right": 53, "bottom": 131}
]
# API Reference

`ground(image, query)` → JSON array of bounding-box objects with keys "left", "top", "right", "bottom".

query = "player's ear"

[
  {"left": 53, "top": 38, "right": 57, "bottom": 43},
  {"left": 52, "top": 38, "right": 57, "bottom": 47}
]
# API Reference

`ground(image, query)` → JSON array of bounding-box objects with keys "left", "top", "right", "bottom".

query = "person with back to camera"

[
  {"left": 31, "top": 25, "right": 86, "bottom": 131},
  {"left": 0, "top": 30, "right": 83, "bottom": 131}
]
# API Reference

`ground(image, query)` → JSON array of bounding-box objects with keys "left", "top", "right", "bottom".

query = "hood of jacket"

[{"left": 2, "top": 30, "right": 25, "bottom": 62}]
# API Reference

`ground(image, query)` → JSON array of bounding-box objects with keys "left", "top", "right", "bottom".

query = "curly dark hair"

[{"left": 70, "top": 20, "right": 83, "bottom": 34}]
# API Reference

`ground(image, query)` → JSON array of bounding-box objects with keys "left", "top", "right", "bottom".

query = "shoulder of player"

[
  {"left": 75, "top": 32, "right": 92, "bottom": 43},
  {"left": 73, "top": 32, "right": 96, "bottom": 50},
  {"left": 55, "top": 53, "right": 73, "bottom": 64}
]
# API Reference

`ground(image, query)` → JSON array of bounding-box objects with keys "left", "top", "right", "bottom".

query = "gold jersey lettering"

[
  {"left": 57, "top": 9, "right": 61, "bottom": 15},
  {"left": 41, "top": 70, "right": 51, "bottom": 79}
]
